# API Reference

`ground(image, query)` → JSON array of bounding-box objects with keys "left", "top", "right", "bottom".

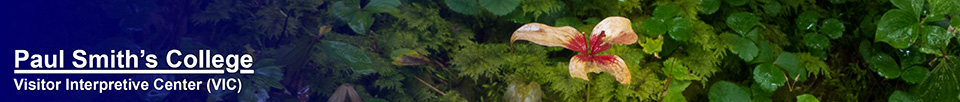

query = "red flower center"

[{"left": 565, "top": 31, "right": 612, "bottom": 56}]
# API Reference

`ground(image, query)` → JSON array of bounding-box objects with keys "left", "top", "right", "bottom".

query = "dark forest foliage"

[{"left": 101, "top": 0, "right": 960, "bottom": 101}]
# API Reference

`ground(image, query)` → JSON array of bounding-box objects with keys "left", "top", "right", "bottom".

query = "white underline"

[{"left": 13, "top": 69, "right": 255, "bottom": 74}]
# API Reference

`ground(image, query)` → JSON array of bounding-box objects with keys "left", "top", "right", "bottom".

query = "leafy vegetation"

[{"left": 107, "top": 0, "right": 960, "bottom": 101}]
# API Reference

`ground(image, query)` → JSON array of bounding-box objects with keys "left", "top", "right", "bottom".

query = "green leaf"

[
  {"left": 364, "top": 0, "right": 401, "bottom": 17},
  {"left": 723, "top": 33, "right": 759, "bottom": 62},
  {"left": 750, "top": 83, "right": 773, "bottom": 98},
  {"left": 889, "top": 90, "right": 918, "bottom": 102},
  {"left": 726, "top": 0, "right": 749, "bottom": 6},
  {"left": 330, "top": 1, "right": 358, "bottom": 21},
  {"left": 752, "top": 42, "right": 776, "bottom": 63},
  {"left": 915, "top": 56, "right": 960, "bottom": 102},
  {"left": 349, "top": 12, "right": 374, "bottom": 35},
  {"left": 666, "top": 58, "right": 698, "bottom": 80},
  {"left": 644, "top": 17, "right": 668, "bottom": 35},
  {"left": 797, "top": 94, "right": 821, "bottom": 102},
  {"left": 876, "top": 9, "right": 920, "bottom": 49},
  {"left": 902, "top": 66, "right": 929, "bottom": 84},
  {"left": 868, "top": 53, "right": 901, "bottom": 79},
  {"left": 727, "top": 12, "right": 760, "bottom": 34},
  {"left": 952, "top": 18, "right": 960, "bottom": 28},
  {"left": 804, "top": 33, "right": 831, "bottom": 50},
  {"left": 709, "top": 81, "right": 751, "bottom": 102},
  {"left": 820, "top": 19, "right": 845, "bottom": 39},
  {"left": 700, "top": 0, "right": 721, "bottom": 14},
  {"left": 653, "top": 5, "right": 681, "bottom": 19},
  {"left": 640, "top": 37, "right": 664, "bottom": 55},
  {"left": 445, "top": 0, "right": 480, "bottom": 15},
  {"left": 898, "top": 49, "right": 926, "bottom": 68},
  {"left": 891, "top": 0, "right": 922, "bottom": 16},
  {"left": 668, "top": 17, "right": 693, "bottom": 41},
  {"left": 745, "top": 28, "right": 760, "bottom": 42},
  {"left": 764, "top": 1, "right": 782, "bottom": 16},
  {"left": 664, "top": 80, "right": 692, "bottom": 102},
  {"left": 859, "top": 40, "right": 880, "bottom": 60},
  {"left": 797, "top": 11, "right": 819, "bottom": 30},
  {"left": 919, "top": 25, "right": 953, "bottom": 55},
  {"left": 479, "top": 0, "right": 521, "bottom": 16},
  {"left": 322, "top": 41, "right": 376, "bottom": 74},
  {"left": 753, "top": 63, "right": 786, "bottom": 92},
  {"left": 775, "top": 53, "right": 806, "bottom": 82}
]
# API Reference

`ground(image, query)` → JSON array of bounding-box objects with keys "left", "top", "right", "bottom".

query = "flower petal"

[
  {"left": 570, "top": 55, "right": 602, "bottom": 81},
  {"left": 592, "top": 16, "right": 639, "bottom": 45},
  {"left": 512, "top": 23, "right": 583, "bottom": 48},
  {"left": 569, "top": 55, "right": 632, "bottom": 84}
]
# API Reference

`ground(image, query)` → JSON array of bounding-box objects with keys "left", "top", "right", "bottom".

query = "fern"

[
  {"left": 520, "top": 0, "right": 562, "bottom": 18},
  {"left": 190, "top": 0, "right": 246, "bottom": 25},
  {"left": 797, "top": 53, "right": 830, "bottom": 78},
  {"left": 378, "top": 3, "right": 475, "bottom": 56}
]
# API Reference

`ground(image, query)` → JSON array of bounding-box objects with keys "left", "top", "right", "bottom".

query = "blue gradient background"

[{"left": 3, "top": 0, "right": 232, "bottom": 101}]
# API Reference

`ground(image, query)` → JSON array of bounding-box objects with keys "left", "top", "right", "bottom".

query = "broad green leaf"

[
  {"left": 727, "top": 12, "right": 760, "bottom": 34},
  {"left": 745, "top": 28, "right": 760, "bottom": 42},
  {"left": 820, "top": 19, "right": 845, "bottom": 39},
  {"left": 891, "top": 0, "right": 922, "bottom": 16},
  {"left": 330, "top": 1, "right": 358, "bottom": 21},
  {"left": 654, "top": 5, "right": 681, "bottom": 19},
  {"left": 915, "top": 56, "right": 960, "bottom": 101},
  {"left": 751, "top": 83, "right": 773, "bottom": 98},
  {"left": 709, "top": 81, "right": 751, "bottom": 102},
  {"left": 445, "top": 0, "right": 480, "bottom": 15},
  {"left": 364, "top": 0, "right": 401, "bottom": 17},
  {"left": 924, "top": 16, "right": 947, "bottom": 23},
  {"left": 803, "top": 33, "right": 830, "bottom": 50},
  {"left": 919, "top": 25, "right": 953, "bottom": 55},
  {"left": 665, "top": 58, "right": 698, "bottom": 80},
  {"left": 726, "top": 0, "right": 749, "bottom": 6},
  {"left": 644, "top": 17, "right": 668, "bottom": 35},
  {"left": 876, "top": 9, "right": 920, "bottom": 49},
  {"left": 479, "top": 0, "right": 521, "bottom": 16},
  {"left": 752, "top": 42, "right": 776, "bottom": 63},
  {"left": 859, "top": 40, "right": 879, "bottom": 60},
  {"left": 722, "top": 33, "right": 758, "bottom": 62},
  {"left": 764, "top": 1, "right": 782, "bottom": 16},
  {"left": 664, "top": 80, "right": 692, "bottom": 102},
  {"left": 775, "top": 53, "right": 806, "bottom": 82},
  {"left": 668, "top": 17, "right": 693, "bottom": 41},
  {"left": 868, "top": 53, "right": 900, "bottom": 79},
  {"left": 898, "top": 49, "right": 925, "bottom": 69},
  {"left": 797, "top": 11, "right": 819, "bottom": 30},
  {"left": 700, "top": 0, "right": 721, "bottom": 14},
  {"left": 952, "top": 18, "right": 960, "bottom": 28},
  {"left": 753, "top": 63, "right": 786, "bottom": 92},
  {"left": 889, "top": 90, "right": 918, "bottom": 102},
  {"left": 322, "top": 41, "right": 375, "bottom": 74},
  {"left": 797, "top": 94, "right": 820, "bottom": 102},
  {"left": 902, "top": 66, "right": 928, "bottom": 83},
  {"left": 348, "top": 12, "right": 375, "bottom": 35}
]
